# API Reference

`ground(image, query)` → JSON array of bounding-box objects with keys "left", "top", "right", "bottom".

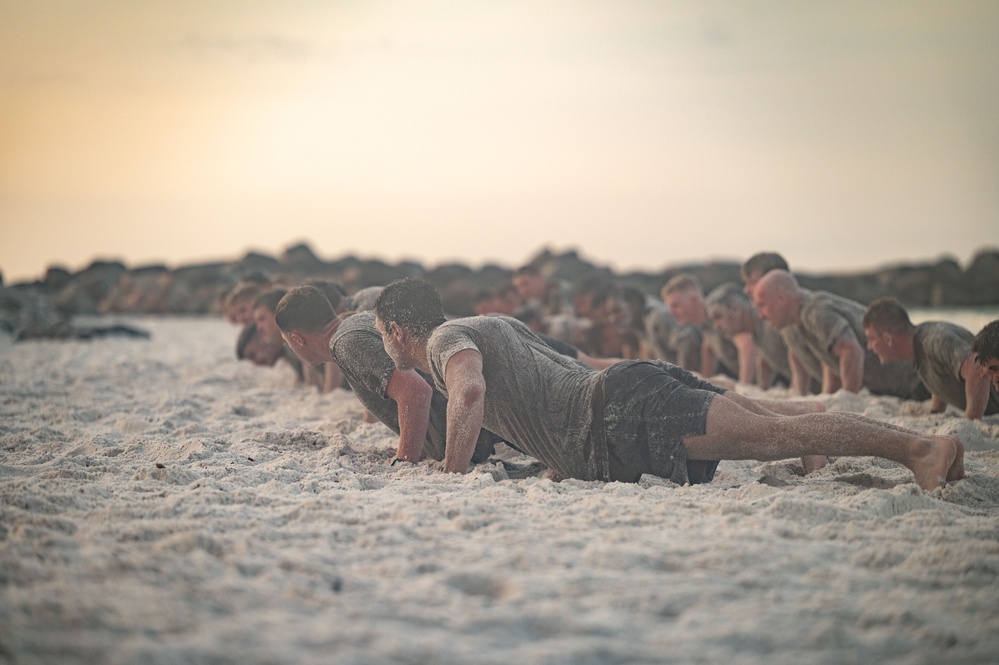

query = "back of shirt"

[
  {"left": 914, "top": 321, "right": 999, "bottom": 413},
  {"left": 331, "top": 311, "right": 474, "bottom": 461},
  {"left": 799, "top": 291, "right": 926, "bottom": 399}
]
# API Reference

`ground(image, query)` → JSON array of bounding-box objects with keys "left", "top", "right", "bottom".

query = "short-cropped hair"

[
  {"left": 862, "top": 297, "right": 914, "bottom": 335},
  {"left": 374, "top": 277, "right": 446, "bottom": 337},
  {"left": 304, "top": 279, "right": 347, "bottom": 311},
  {"left": 741, "top": 252, "right": 789, "bottom": 281},
  {"left": 274, "top": 286, "right": 335, "bottom": 334},
  {"left": 972, "top": 319, "right": 999, "bottom": 365},
  {"left": 705, "top": 282, "right": 750, "bottom": 310},
  {"left": 254, "top": 288, "right": 288, "bottom": 314},
  {"left": 662, "top": 273, "right": 702, "bottom": 296},
  {"left": 226, "top": 282, "right": 264, "bottom": 308}
]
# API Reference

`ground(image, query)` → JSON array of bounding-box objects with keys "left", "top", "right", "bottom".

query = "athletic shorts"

[{"left": 599, "top": 360, "right": 725, "bottom": 485}]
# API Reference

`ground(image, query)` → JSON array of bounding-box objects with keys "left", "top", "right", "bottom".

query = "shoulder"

[{"left": 331, "top": 311, "right": 379, "bottom": 345}]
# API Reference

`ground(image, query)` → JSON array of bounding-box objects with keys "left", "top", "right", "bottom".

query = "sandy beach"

[{"left": 2, "top": 316, "right": 998, "bottom": 665}]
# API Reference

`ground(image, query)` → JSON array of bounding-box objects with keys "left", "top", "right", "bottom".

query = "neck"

[
  {"left": 895, "top": 331, "right": 916, "bottom": 361},
  {"left": 411, "top": 336, "right": 432, "bottom": 373},
  {"left": 317, "top": 317, "right": 341, "bottom": 362}
]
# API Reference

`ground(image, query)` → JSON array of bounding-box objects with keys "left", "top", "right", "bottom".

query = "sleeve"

[
  {"left": 426, "top": 325, "right": 480, "bottom": 389},
  {"left": 330, "top": 330, "right": 397, "bottom": 399},
  {"left": 801, "top": 300, "right": 856, "bottom": 354}
]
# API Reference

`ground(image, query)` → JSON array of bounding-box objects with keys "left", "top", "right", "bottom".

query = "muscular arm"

[
  {"left": 700, "top": 339, "right": 718, "bottom": 377},
  {"left": 756, "top": 356, "right": 776, "bottom": 390},
  {"left": 830, "top": 336, "right": 864, "bottom": 393},
  {"left": 320, "top": 362, "right": 343, "bottom": 394},
  {"left": 384, "top": 368, "right": 433, "bottom": 462},
  {"left": 961, "top": 353, "right": 991, "bottom": 420},
  {"left": 732, "top": 331, "right": 757, "bottom": 385},
  {"left": 822, "top": 364, "right": 843, "bottom": 394},
  {"left": 441, "top": 349, "right": 487, "bottom": 473},
  {"left": 788, "top": 349, "right": 811, "bottom": 396}
]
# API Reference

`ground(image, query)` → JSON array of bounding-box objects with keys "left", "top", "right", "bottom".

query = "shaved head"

[
  {"left": 752, "top": 270, "right": 802, "bottom": 329},
  {"left": 754, "top": 270, "right": 798, "bottom": 299}
]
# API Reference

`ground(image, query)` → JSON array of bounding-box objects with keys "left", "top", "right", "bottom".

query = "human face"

[
  {"left": 981, "top": 355, "right": 999, "bottom": 389},
  {"left": 664, "top": 290, "right": 704, "bottom": 326},
  {"left": 244, "top": 335, "right": 282, "bottom": 366},
  {"left": 280, "top": 330, "right": 325, "bottom": 368},
  {"left": 752, "top": 289, "right": 789, "bottom": 329},
  {"left": 375, "top": 316, "right": 416, "bottom": 371},
  {"left": 708, "top": 303, "right": 741, "bottom": 338},
  {"left": 252, "top": 306, "right": 281, "bottom": 343},
  {"left": 742, "top": 270, "right": 764, "bottom": 298},
  {"left": 230, "top": 301, "right": 254, "bottom": 325},
  {"left": 864, "top": 326, "right": 897, "bottom": 363}
]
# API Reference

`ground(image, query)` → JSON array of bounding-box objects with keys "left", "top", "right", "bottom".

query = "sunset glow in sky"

[{"left": 2, "top": 1, "right": 997, "bottom": 282}]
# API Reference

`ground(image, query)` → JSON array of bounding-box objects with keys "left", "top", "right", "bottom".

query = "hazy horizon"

[
  {"left": 5, "top": 241, "right": 999, "bottom": 286},
  {"left": 3, "top": 1, "right": 997, "bottom": 283}
]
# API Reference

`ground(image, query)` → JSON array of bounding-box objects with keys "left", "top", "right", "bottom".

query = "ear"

[
  {"left": 882, "top": 332, "right": 893, "bottom": 347},
  {"left": 288, "top": 331, "right": 306, "bottom": 346},
  {"left": 389, "top": 321, "right": 407, "bottom": 342}
]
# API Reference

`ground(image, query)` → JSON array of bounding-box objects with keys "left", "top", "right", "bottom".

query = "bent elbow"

[{"left": 457, "top": 380, "right": 486, "bottom": 406}]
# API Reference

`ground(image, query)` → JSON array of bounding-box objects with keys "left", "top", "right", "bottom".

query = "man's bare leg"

[
  {"left": 722, "top": 393, "right": 828, "bottom": 473},
  {"left": 831, "top": 412, "right": 965, "bottom": 481},
  {"left": 683, "top": 395, "right": 960, "bottom": 491}
]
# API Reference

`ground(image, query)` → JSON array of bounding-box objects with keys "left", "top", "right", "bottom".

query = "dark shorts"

[{"left": 599, "top": 360, "right": 725, "bottom": 485}]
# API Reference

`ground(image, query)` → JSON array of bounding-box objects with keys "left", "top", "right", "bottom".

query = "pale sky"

[{"left": 1, "top": 1, "right": 997, "bottom": 283}]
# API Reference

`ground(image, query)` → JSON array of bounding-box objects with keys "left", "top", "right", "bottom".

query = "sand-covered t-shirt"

[
  {"left": 644, "top": 305, "right": 701, "bottom": 371},
  {"left": 796, "top": 291, "right": 926, "bottom": 399},
  {"left": 330, "top": 311, "right": 495, "bottom": 461},
  {"left": 914, "top": 321, "right": 999, "bottom": 414},
  {"left": 426, "top": 316, "right": 607, "bottom": 480}
]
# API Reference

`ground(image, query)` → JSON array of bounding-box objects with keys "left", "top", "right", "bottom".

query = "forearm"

[
  {"left": 756, "top": 358, "right": 775, "bottom": 390},
  {"left": 321, "top": 363, "right": 342, "bottom": 394},
  {"left": 700, "top": 342, "right": 718, "bottom": 377},
  {"left": 395, "top": 389, "right": 432, "bottom": 462},
  {"left": 964, "top": 377, "right": 990, "bottom": 420},
  {"left": 822, "top": 365, "right": 842, "bottom": 394},
  {"left": 443, "top": 391, "right": 484, "bottom": 473},
  {"left": 788, "top": 351, "right": 809, "bottom": 396},
  {"left": 734, "top": 334, "right": 756, "bottom": 385},
  {"left": 835, "top": 343, "right": 864, "bottom": 393},
  {"left": 386, "top": 369, "right": 434, "bottom": 462},
  {"left": 962, "top": 355, "right": 990, "bottom": 420}
]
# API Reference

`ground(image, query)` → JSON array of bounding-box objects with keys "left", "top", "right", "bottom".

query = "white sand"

[{"left": 2, "top": 316, "right": 998, "bottom": 665}]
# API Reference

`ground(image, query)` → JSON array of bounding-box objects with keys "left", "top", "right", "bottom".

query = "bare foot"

[
  {"left": 801, "top": 455, "right": 827, "bottom": 474},
  {"left": 932, "top": 435, "right": 965, "bottom": 482},
  {"left": 910, "top": 436, "right": 958, "bottom": 491}
]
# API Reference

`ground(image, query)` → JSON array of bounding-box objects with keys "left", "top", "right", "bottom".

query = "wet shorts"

[{"left": 599, "top": 360, "right": 725, "bottom": 485}]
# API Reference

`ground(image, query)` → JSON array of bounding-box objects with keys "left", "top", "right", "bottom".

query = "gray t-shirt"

[
  {"left": 792, "top": 291, "right": 926, "bottom": 399},
  {"left": 913, "top": 321, "right": 999, "bottom": 414},
  {"left": 330, "top": 312, "right": 495, "bottom": 462},
  {"left": 643, "top": 304, "right": 702, "bottom": 371},
  {"left": 426, "top": 316, "right": 607, "bottom": 480}
]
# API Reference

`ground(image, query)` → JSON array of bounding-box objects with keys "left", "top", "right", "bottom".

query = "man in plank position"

[{"left": 373, "top": 278, "right": 963, "bottom": 490}]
